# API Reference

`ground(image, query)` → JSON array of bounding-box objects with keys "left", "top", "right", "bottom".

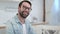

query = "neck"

[{"left": 18, "top": 13, "right": 25, "bottom": 24}]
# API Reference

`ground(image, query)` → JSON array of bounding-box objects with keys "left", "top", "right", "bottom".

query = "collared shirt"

[{"left": 4, "top": 15, "right": 35, "bottom": 34}]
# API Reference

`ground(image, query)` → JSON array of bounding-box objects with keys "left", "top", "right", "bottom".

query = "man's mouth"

[{"left": 23, "top": 11, "right": 29, "bottom": 15}]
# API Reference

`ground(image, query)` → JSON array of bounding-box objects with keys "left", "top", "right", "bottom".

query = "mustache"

[{"left": 23, "top": 11, "right": 29, "bottom": 14}]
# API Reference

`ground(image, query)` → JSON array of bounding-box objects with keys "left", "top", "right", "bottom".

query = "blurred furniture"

[
  {"left": 32, "top": 25, "right": 60, "bottom": 34},
  {"left": 0, "top": 24, "right": 6, "bottom": 34}
]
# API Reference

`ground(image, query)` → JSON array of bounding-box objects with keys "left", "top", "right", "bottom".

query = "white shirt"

[{"left": 22, "top": 24, "right": 27, "bottom": 34}]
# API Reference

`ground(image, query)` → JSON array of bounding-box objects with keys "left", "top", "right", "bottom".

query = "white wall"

[
  {"left": 27, "top": 0, "right": 43, "bottom": 23},
  {"left": 0, "top": 1, "right": 19, "bottom": 24},
  {"left": 45, "top": 0, "right": 54, "bottom": 22},
  {"left": 46, "top": 0, "right": 60, "bottom": 25},
  {"left": 45, "top": 0, "right": 54, "bottom": 24}
]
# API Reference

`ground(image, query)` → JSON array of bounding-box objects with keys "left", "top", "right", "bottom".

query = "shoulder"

[
  {"left": 25, "top": 19, "right": 32, "bottom": 27},
  {"left": 25, "top": 19, "right": 31, "bottom": 24},
  {"left": 4, "top": 17, "right": 15, "bottom": 25}
]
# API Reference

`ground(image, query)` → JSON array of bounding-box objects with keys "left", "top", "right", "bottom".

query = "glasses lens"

[{"left": 23, "top": 6, "right": 32, "bottom": 11}]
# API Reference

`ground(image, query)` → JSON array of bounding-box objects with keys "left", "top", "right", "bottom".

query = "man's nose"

[{"left": 25, "top": 8, "right": 29, "bottom": 11}]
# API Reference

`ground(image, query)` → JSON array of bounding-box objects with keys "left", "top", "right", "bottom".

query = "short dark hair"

[{"left": 19, "top": 1, "right": 32, "bottom": 7}]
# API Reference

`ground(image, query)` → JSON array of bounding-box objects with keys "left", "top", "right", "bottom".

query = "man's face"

[{"left": 18, "top": 2, "right": 31, "bottom": 18}]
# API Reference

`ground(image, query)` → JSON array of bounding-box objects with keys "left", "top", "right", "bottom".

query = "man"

[{"left": 5, "top": 1, "right": 35, "bottom": 34}]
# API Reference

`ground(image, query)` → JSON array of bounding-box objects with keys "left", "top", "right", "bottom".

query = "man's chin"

[
  {"left": 22, "top": 17, "right": 27, "bottom": 18},
  {"left": 22, "top": 16, "right": 28, "bottom": 18}
]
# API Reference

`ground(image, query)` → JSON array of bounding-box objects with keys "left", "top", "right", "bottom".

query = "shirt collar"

[
  {"left": 15, "top": 14, "right": 27, "bottom": 25},
  {"left": 15, "top": 14, "right": 22, "bottom": 24}
]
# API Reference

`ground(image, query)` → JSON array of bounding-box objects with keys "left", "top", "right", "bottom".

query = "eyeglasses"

[{"left": 22, "top": 5, "right": 32, "bottom": 11}]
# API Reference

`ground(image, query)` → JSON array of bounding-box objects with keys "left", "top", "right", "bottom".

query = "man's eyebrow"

[{"left": 23, "top": 5, "right": 30, "bottom": 8}]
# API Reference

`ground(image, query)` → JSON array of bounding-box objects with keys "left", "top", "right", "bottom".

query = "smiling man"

[{"left": 5, "top": 1, "right": 35, "bottom": 34}]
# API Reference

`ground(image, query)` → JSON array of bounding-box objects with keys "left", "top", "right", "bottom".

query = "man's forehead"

[{"left": 22, "top": 2, "right": 31, "bottom": 7}]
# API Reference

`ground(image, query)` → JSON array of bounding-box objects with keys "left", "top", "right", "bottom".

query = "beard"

[{"left": 19, "top": 11, "right": 29, "bottom": 18}]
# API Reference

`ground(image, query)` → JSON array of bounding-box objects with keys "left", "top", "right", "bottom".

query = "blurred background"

[{"left": 0, "top": 0, "right": 60, "bottom": 34}]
